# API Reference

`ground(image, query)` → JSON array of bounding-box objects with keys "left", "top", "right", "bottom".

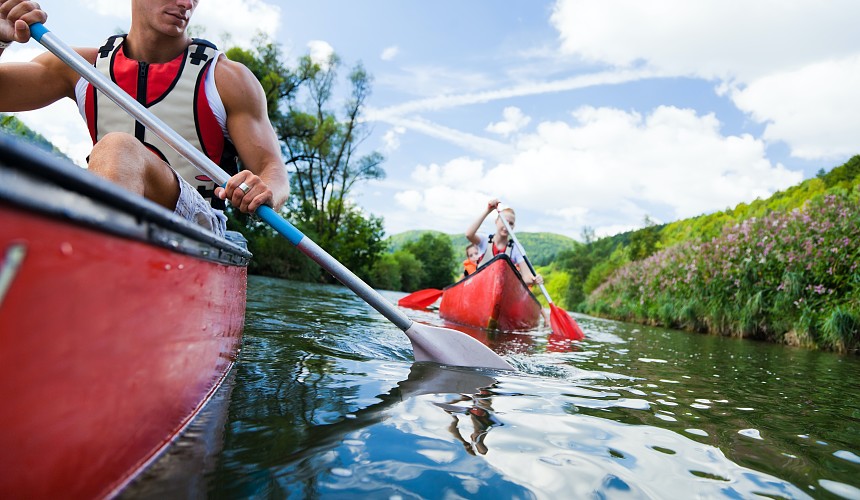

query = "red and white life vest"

[{"left": 82, "top": 35, "right": 238, "bottom": 208}]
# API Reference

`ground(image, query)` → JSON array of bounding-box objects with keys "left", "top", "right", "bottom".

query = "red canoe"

[
  {"left": 0, "top": 133, "right": 249, "bottom": 498},
  {"left": 439, "top": 254, "right": 542, "bottom": 331}
]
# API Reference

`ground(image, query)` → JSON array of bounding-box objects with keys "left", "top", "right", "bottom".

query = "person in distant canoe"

[
  {"left": 465, "top": 198, "right": 543, "bottom": 286},
  {"left": 0, "top": 0, "right": 289, "bottom": 238},
  {"left": 462, "top": 243, "right": 480, "bottom": 277}
]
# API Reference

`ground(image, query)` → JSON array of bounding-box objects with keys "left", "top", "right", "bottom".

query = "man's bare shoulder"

[
  {"left": 213, "top": 55, "right": 258, "bottom": 88},
  {"left": 213, "top": 55, "right": 264, "bottom": 110}
]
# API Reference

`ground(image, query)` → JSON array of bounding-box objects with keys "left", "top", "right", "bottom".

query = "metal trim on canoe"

[{"left": 0, "top": 132, "right": 250, "bottom": 266}]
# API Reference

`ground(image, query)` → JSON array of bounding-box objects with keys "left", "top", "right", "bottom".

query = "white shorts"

[{"left": 173, "top": 172, "right": 227, "bottom": 237}]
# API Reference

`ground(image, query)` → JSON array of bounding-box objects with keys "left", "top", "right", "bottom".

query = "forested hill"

[
  {"left": 387, "top": 229, "right": 579, "bottom": 266},
  {"left": 0, "top": 114, "right": 73, "bottom": 163}
]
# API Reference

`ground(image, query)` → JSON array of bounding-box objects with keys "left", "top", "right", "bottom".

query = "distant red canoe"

[
  {"left": 0, "top": 134, "right": 250, "bottom": 498},
  {"left": 439, "top": 255, "right": 541, "bottom": 331}
]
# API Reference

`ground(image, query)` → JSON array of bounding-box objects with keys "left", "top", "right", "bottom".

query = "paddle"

[
  {"left": 30, "top": 23, "right": 513, "bottom": 371},
  {"left": 495, "top": 208, "right": 585, "bottom": 341},
  {"left": 398, "top": 288, "right": 443, "bottom": 310}
]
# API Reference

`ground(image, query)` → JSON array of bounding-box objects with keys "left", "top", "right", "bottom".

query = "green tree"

[
  {"left": 222, "top": 36, "right": 387, "bottom": 282},
  {"left": 369, "top": 250, "right": 426, "bottom": 292},
  {"left": 402, "top": 233, "right": 456, "bottom": 289},
  {"left": 394, "top": 251, "right": 424, "bottom": 291},
  {"left": 628, "top": 215, "right": 661, "bottom": 261},
  {"left": 319, "top": 202, "right": 386, "bottom": 282},
  {"left": 283, "top": 54, "right": 385, "bottom": 253},
  {"left": 369, "top": 253, "right": 401, "bottom": 291}
]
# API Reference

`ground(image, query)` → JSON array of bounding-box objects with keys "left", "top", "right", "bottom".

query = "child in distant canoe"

[
  {"left": 463, "top": 243, "right": 480, "bottom": 277},
  {"left": 465, "top": 198, "right": 543, "bottom": 286}
]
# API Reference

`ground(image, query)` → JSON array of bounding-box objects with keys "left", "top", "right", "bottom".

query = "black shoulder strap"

[
  {"left": 189, "top": 38, "right": 218, "bottom": 65},
  {"left": 97, "top": 34, "right": 125, "bottom": 59}
]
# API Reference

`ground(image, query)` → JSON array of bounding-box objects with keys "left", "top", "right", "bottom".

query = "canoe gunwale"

[
  {"left": 0, "top": 132, "right": 250, "bottom": 267},
  {"left": 444, "top": 254, "right": 541, "bottom": 309}
]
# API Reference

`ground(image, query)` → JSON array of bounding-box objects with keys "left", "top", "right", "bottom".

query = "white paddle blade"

[{"left": 404, "top": 323, "right": 515, "bottom": 370}]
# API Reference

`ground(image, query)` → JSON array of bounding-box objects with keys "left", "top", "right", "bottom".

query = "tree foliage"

[
  {"left": 222, "top": 36, "right": 387, "bottom": 283},
  {"left": 402, "top": 233, "right": 456, "bottom": 289},
  {"left": 282, "top": 54, "right": 385, "bottom": 253}
]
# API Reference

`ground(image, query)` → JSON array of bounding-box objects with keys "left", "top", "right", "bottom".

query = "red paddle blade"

[
  {"left": 549, "top": 304, "right": 585, "bottom": 340},
  {"left": 398, "top": 289, "right": 444, "bottom": 310}
]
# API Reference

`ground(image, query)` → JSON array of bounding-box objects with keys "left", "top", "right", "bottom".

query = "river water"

[{"left": 126, "top": 275, "right": 860, "bottom": 499}]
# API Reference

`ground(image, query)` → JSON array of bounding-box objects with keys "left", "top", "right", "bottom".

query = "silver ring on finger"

[{"left": 238, "top": 182, "right": 251, "bottom": 194}]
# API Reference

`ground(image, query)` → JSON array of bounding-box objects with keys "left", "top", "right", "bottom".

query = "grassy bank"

[{"left": 583, "top": 188, "right": 860, "bottom": 352}]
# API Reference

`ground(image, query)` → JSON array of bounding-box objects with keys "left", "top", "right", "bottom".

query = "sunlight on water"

[{"left": 123, "top": 276, "right": 860, "bottom": 499}]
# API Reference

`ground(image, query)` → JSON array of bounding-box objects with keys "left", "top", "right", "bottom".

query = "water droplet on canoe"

[
  {"left": 164, "top": 264, "right": 172, "bottom": 271},
  {"left": 60, "top": 242, "right": 73, "bottom": 256}
]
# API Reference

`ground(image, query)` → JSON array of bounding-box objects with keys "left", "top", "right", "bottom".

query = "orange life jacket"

[{"left": 463, "top": 258, "right": 477, "bottom": 276}]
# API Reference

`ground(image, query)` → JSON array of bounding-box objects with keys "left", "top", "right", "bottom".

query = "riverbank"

[{"left": 582, "top": 188, "right": 860, "bottom": 353}]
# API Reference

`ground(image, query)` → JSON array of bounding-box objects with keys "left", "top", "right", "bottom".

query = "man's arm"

[
  {"left": 214, "top": 56, "right": 288, "bottom": 214},
  {"left": 0, "top": 1, "right": 85, "bottom": 111},
  {"left": 0, "top": 50, "right": 89, "bottom": 111}
]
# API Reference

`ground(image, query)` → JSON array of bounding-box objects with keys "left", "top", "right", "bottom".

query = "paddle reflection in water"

[{"left": 212, "top": 356, "right": 808, "bottom": 498}]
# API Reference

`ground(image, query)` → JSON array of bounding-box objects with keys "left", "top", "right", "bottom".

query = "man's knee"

[
  {"left": 90, "top": 132, "right": 147, "bottom": 167},
  {"left": 87, "top": 133, "right": 178, "bottom": 209}
]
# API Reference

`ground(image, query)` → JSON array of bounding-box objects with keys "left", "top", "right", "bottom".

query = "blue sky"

[{"left": 7, "top": 0, "right": 859, "bottom": 240}]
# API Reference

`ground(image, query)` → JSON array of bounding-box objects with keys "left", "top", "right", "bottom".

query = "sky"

[{"left": 6, "top": 0, "right": 859, "bottom": 241}]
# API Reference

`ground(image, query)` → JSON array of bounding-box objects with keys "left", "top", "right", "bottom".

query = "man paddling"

[{"left": 0, "top": 0, "right": 288, "bottom": 237}]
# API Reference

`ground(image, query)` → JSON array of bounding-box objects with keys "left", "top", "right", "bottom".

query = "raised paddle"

[
  {"left": 398, "top": 288, "right": 443, "bottom": 310},
  {"left": 30, "top": 23, "right": 514, "bottom": 371},
  {"left": 495, "top": 208, "right": 585, "bottom": 341}
]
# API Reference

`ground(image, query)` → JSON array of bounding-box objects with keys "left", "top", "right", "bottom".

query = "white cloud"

[
  {"left": 729, "top": 54, "right": 860, "bottom": 160},
  {"left": 550, "top": 0, "right": 860, "bottom": 81},
  {"left": 381, "top": 126, "right": 405, "bottom": 152},
  {"left": 79, "top": 0, "right": 129, "bottom": 18},
  {"left": 368, "top": 68, "right": 657, "bottom": 120},
  {"left": 486, "top": 107, "right": 531, "bottom": 137},
  {"left": 380, "top": 45, "right": 399, "bottom": 61},
  {"left": 412, "top": 157, "right": 485, "bottom": 187},
  {"left": 391, "top": 105, "right": 802, "bottom": 238},
  {"left": 193, "top": 0, "right": 280, "bottom": 48},
  {"left": 549, "top": 0, "right": 860, "bottom": 159},
  {"left": 374, "top": 116, "right": 515, "bottom": 162},
  {"left": 394, "top": 190, "right": 422, "bottom": 211},
  {"left": 307, "top": 40, "right": 335, "bottom": 69}
]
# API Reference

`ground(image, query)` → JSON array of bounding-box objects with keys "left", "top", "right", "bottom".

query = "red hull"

[
  {"left": 0, "top": 134, "right": 250, "bottom": 498},
  {"left": 439, "top": 255, "right": 541, "bottom": 331},
  {"left": 0, "top": 206, "right": 246, "bottom": 498}
]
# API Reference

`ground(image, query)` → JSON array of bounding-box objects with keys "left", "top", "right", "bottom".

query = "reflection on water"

[{"left": 132, "top": 276, "right": 860, "bottom": 498}]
